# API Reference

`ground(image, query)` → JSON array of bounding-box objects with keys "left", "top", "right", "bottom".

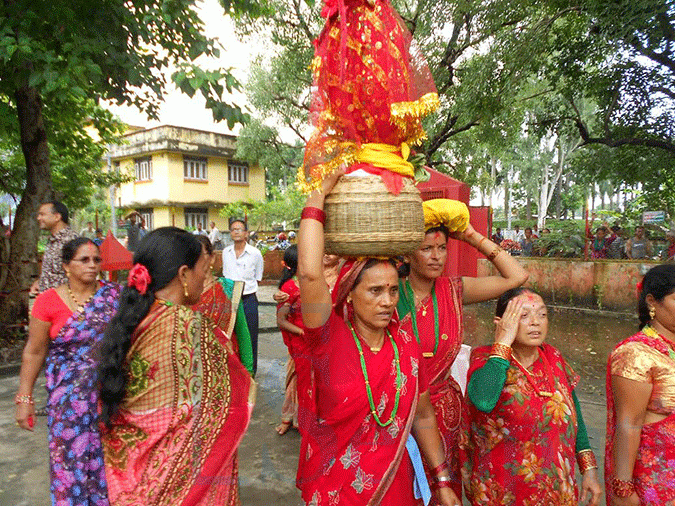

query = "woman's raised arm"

[
  {"left": 298, "top": 170, "right": 343, "bottom": 329},
  {"left": 454, "top": 224, "right": 529, "bottom": 305}
]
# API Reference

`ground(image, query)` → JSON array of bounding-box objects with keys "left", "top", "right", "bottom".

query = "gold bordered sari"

[{"left": 102, "top": 302, "right": 255, "bottom": 506}]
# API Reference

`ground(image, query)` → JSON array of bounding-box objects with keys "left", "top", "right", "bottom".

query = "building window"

[
  {"left": 134, "top": 157, "right": 152, "bottom": 181},
  {"left": 185, "top": 207, "right": 208, "bottom": 230},
  {"left": 228, "top": 161, "right": 249, "bottom": 184},
  {"left": 137, "top": 208, "right": 154, "bottom": 231},
  {"left": 184, "top": 156, "right": 208, "bottom": 181}
]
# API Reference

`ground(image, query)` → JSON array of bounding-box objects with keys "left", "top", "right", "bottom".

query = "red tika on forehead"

[{"left": 434, "top": 231, "right": 442, "bottom": 240}]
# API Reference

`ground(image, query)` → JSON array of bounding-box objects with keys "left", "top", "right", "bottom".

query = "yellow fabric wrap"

[
  {"left": 423, "top": 199, "right": 470, "bottom": 232},
  {"left": 355, "top": 142, "right": 414, "bottom": 178}
]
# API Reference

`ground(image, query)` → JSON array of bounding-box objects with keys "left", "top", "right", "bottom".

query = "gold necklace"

[{"left": 68, "top": 284, "right": 95, "bottom": 310}]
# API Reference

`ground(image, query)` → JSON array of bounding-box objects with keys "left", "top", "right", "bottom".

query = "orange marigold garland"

[{"left": 298, "top": 0, "right": 439, "bottom": 194}]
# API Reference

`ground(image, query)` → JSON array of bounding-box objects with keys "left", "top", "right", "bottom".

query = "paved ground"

[
  {"left": 0, "top": 285, "right": 304, "bottom": 506},
  {"left": 0, "top": 285, "right": 610, "bottom": 505}
]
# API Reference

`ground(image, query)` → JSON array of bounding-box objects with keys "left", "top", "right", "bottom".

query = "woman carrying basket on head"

[
  {"left": 397, "top": 199, "right": 528, "bottom": 499},
  {"left": 296, "top": 171, "right": 461, "bottom": 506}
]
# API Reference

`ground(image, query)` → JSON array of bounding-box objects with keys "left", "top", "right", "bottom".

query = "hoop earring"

[
  {"left": 649, "top": 306, "right": 656, "bottom": 320},
  {"left": 183, "top": 283, "right": 189, "bottom": 298}
]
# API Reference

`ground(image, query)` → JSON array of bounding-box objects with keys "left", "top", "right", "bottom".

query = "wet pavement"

[{"left": 0, "top": 284, "right": 638, "bottom": 505}]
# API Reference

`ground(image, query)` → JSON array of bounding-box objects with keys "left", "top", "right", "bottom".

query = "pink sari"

[
  {"left": 398, "top": 276, "right": 465, "bottom": 499},
  {"left": 297, "top": 312, "right": 425, "bottom": 505},
  {"left": 102, "top": 302, "right": 255, "bottom": 506}
]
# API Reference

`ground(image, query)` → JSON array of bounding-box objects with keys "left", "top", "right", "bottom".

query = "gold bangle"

[
  {"left": 490, "top": 343, "right": 512, "bottom": 361},
  {"left": 576, "top": 449, "right": 598, "bottom": 473},
  {"left": 487, "top": 246, "right": 504, "bottom": 262},
  {"left": 14, "top": 394, "right": 34, "bottom": 405}
]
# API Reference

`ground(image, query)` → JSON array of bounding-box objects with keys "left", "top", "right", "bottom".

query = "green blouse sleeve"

[
  {"left": 573, "top": 389, "right": 591, "bottom": 453},
  {"left": 467, "top": 357, "right": 509, "bottom": 413}
]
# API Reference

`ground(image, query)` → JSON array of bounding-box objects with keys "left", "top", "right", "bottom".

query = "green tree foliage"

[
  {"left": 221, "top": 185, "right": 306, "bottom": 229},
  {"left": 0, "top": 0, "right": 258, "bottom": 323},
  {"left": 233, "top": 0, "right": 320, "bottom": 190},
  {"left": 235, "top": 0, "right": 674, "bottom": 226}
]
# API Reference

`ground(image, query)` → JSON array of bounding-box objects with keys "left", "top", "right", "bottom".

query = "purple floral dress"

[{"left": 45, "top": 281, "right": 120, "bottom": 506}]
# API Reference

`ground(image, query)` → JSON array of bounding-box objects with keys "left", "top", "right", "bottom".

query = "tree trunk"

[
  {"left": 0, "top": 86, "right": 53, "bottom": 326},
  {"left": 505, "top": 166, "right": 511, "bottom": 228}
]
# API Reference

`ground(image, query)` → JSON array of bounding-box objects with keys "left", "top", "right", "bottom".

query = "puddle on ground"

[{"left": 463, "top": 303, "right": 638, "bottom": 397}]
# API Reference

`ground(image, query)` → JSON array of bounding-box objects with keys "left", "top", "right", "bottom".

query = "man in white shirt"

[
  {"left": 209, "top": 221, "right": 222, "bottom": 249},
  {"left": 222, "top": 219, "right": 264, "bottom": 374},
  {"left": 193, "top": 221, "right": 208, "bottom": 236}
]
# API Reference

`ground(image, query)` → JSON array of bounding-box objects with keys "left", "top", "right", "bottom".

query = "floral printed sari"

[
  {"left": 46, "top": 281, "right": 121, "bottom": 506},
  {"left": 297, "top": 312, "right": 424, "bottom": 505},
  {"left": 398, "top": 276, "right": 465, "bottom": 499},
  {"left": 102, "top": 302, "right": 255, "bottom": 506},
  {"left": 463, "top": 343, "right": 580, "bottom": 506}
]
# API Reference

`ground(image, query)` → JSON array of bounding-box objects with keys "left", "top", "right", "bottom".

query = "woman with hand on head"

[
  {"left": 97, "top": 227, "right": 254, "bottom": 506},
  {"left": 463, "top": 287, "right": 602, "bottom": 506},
  {"left": 397, "top": 199, "right": 528, "bottom": 498},
  {"left": 15, "top": 237, "right": 121, "bottom": 506},
  {"left": 296, "top": 171, "right": 461, "bottom": 506},
  {"left": 606, "top": 264, "right": 675, "bottom": 505}
]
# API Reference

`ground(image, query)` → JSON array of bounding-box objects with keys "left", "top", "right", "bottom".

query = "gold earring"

[
  {"left": 183, "top": 283, "right": 189, "bottom": 298},
  {"left": 346, "top": 296, "right": 352, "bottom": 304},
  {"left": 649, "top": 306, "right": 656, "bottom": 320}
]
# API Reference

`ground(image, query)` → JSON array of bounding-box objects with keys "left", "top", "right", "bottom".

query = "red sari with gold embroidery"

[
  {"left": 102, "top": 303, "right": 255, "bottom": 506},
  {"left": 463, "top": 344, "right": 580, "bottom": 506},
  {"left": 397, "top": 276, "right": 465, "bottom": 499},
  {"left": 297, "top": 312, "right": 426, "bottom": 505}
]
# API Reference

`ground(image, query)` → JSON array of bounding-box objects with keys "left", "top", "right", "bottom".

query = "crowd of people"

[
  {"left": 491, "top": 221, "right": 675, "bottom": 261},
  {"left": 14, "top": 190, "right": 675, "bottom": 506}
]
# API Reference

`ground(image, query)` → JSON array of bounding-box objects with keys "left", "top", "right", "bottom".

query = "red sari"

[
  {"left": 463, "top": 344, "right": 580, "bottom": 506},
  {"left": 397, "top": 276, "right": 465, "bottom": 499},
  {"left": 278, "top": 279, "right": 305, "bottom": 429},
  {"left": 102, "top": 302, "right": 255, "bottom": 506},
  {"left": 296, "top": 312, "right": 427, "bottom": 505},
  {"left": 606, "top": 331, "right": 675, "bottom": 505}
]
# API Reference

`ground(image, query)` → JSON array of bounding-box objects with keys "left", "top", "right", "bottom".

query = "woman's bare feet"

[{"left": 276, "top": 420, "right": 292, "bottom": 435}]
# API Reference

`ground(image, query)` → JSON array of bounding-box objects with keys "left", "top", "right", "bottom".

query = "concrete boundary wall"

[{"left": 478, "top": 258, "right": 661, "bottom": 312}]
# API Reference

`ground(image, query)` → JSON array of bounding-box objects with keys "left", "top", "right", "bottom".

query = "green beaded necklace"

[
  {"left": 348, "top": 322, "right": 402, "bottom": 427},
  {"left": 404, "top": 280, "right": 439, "bottom": 357}
]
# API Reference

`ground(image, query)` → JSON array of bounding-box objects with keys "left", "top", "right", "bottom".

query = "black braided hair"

[{"left": 97, "top": 227, "right": 202, "bottom": 425}]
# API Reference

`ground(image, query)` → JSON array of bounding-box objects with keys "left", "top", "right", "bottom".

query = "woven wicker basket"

[{"left": 324, "top": 176, "right": 424, "bottom": 256}]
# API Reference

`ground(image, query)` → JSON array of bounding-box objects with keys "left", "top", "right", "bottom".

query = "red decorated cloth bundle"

[{"left": 299, "top": 0, "right": 439, "bottom": 194}]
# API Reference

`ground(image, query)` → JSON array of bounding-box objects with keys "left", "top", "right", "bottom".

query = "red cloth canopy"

[{"left": 100, "top": 230, "right": 133, "bottom": 271}]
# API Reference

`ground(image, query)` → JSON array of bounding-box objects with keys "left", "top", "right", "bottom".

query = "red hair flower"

[
  {"left": 636, "top": 279, "right": 644, "bottom": 298},
  {"left": 128, "top": 264, "right": 151, "bottom": 295}
]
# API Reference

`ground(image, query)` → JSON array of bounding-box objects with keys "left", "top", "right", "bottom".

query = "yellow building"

[{"left": 109, "top": 125, "right": 265, "bottom": 231}]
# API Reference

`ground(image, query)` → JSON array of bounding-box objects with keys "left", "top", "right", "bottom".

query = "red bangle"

[
  {"left": 611, "top": 477, "right": 635, "bottom": 498},
  {"left": 429, "top": 460, "right": 449, "bottom": 477},
  {"left": 431, "top": 479, "right": 453, "bottom": 490},
  {"left": 301, "top": 206, "right": 326, "bottom": 225}
]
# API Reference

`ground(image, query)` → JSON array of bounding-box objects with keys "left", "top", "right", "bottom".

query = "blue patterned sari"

[{"left": 45, "top": 281, "right": 121, "bottom": 506}]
